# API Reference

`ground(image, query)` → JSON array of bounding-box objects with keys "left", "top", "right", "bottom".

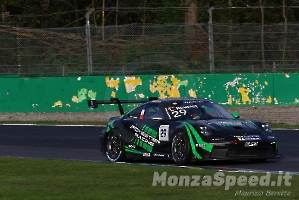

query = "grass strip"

[{"left": 0, "top": 157, "right": 298, "bottom": 200}]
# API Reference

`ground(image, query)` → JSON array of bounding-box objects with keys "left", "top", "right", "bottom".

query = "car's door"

[
  {"left": 121, "top": 103, "right": 170, "bottom": 153},
  {"left": 133, "top": 103, "right": 171, "bottom": 151}
]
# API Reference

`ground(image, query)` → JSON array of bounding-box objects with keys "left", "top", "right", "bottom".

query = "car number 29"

[{"left": 171, "top": 109, "right": 186, "bottom": 118}]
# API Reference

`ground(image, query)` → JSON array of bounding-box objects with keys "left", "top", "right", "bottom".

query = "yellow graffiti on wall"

[
  {"left": 266, "top": 96, "right": 272, "bottom": 103},
  {"left": 223, "top": 76, "right": 275, "bottom": 105},
  {"left": 72, "top": 96, "right": 78, "bottom": 103},
  {"left": 124, "top": 76, "right": 142, "bottom": 93},
  {"left": 111, "top": 91, "right": 116, "bottom": 98},
  {"left": 150, "top": 75, "right": 188, "bottom": 99},
  {"left": 228, "top": 95, "right": 233, "bottom": 105},
  {"left": 188, "top": 89, "right": 197, "bottom": 98},
  {"left": 106, "top": 77, "right": 120, "bottom": 90},
  {"left": 237, "top": 87, "right": 251, "bottom": 104},
  {"left": 106, "top": 77, "right": 120, "bottom": 97},
  {"left": 52, "top": 100, "right": 63, "bottom": 107}
]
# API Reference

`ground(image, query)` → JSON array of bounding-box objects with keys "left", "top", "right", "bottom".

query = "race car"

[{"left": 88, "top": 97, "right": 278, "bottom": 166}]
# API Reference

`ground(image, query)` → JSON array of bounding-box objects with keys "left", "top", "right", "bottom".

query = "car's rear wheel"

[
  {"left": 105, "top": 130, "right": 126, "bottom": 162},
  {"left": 171, "top": 131, "right": 191, "bottom": 166}
]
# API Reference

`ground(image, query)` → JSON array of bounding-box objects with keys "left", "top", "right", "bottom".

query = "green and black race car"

[{"left": 88, "top": 97, "right": 278, "bottom": 166}]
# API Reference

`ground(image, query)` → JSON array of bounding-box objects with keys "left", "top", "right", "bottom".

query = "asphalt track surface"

[{"left": 0, "top": 125, "right": 298, "bottom": 173}]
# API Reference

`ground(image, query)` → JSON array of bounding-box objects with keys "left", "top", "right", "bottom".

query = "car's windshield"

[
  {"left": 200, "top": 102, "right": 234, "bottom": 119},
  {"left": 165, "top": 101, "right": 234, "bottom": 120}
]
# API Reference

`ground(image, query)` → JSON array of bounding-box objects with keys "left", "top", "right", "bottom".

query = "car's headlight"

[
  {"left": 262, "top": 123, "right": 272, "bottom": 133},
  {"left": 199, "top": 126, "right": 213, "bottom": 137}
]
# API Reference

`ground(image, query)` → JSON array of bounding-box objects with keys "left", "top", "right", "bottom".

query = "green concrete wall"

[{"left": 0, "top": 73, "right": 298, "bottom": 112}]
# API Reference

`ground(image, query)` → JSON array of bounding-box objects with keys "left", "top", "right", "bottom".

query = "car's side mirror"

[
  {"left": 149, "top": 114, "right": 164, "bottom": 121},
  {"left": 231, "top": 112, "right": 240, "bottom": 119}
]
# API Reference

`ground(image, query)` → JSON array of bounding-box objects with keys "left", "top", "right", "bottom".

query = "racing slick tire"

[
  {"left": 171, "top": 131, "right": 192, "bottom": 166},
  {"left": 105, "top": 130, "right": 126, "bottom": 162}
]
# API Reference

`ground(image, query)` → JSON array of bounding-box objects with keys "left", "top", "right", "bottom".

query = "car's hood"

[{"left": 195, "top": 118, "right": 262, "bottom": 137}]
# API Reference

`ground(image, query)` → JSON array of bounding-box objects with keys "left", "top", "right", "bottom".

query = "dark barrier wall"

[{"left": 0, "top": 73, "right": 298, "bottom": 112}]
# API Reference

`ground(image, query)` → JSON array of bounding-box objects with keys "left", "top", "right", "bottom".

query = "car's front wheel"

[
  {"left": 171, "top": 131, "right": 191, "bottom": 166},
  {"left": 105, "top": 130, "right": 126, "bottom": 162}
]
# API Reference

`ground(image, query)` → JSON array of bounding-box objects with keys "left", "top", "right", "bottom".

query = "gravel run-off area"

[{"left": 0, "top": 106, "right": 298, "bottom": 125}]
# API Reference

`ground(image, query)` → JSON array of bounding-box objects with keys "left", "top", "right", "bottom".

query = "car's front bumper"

[{"left": 194, "top": 141, "right": 278, "bottom": 160}]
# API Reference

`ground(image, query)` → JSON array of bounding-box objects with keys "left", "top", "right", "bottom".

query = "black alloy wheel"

[
  {"left": 106, "top": 131, "right": 126, "bottom": 162},
  {"left": 171, "top": 132, "right": 191, "bottom": 165}
]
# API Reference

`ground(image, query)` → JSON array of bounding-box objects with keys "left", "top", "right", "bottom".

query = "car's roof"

[{"left": 149, "top": 98, "right": 213, "bottom": 104}]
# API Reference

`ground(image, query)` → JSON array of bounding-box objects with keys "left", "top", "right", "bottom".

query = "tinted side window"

[{"left": 144, "top": 104, "right": 162, "bottom": 119}]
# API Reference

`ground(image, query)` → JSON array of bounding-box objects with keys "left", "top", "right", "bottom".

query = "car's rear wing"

[{"left": 87, "top": 97, "right": 158, "bottom": 115}]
